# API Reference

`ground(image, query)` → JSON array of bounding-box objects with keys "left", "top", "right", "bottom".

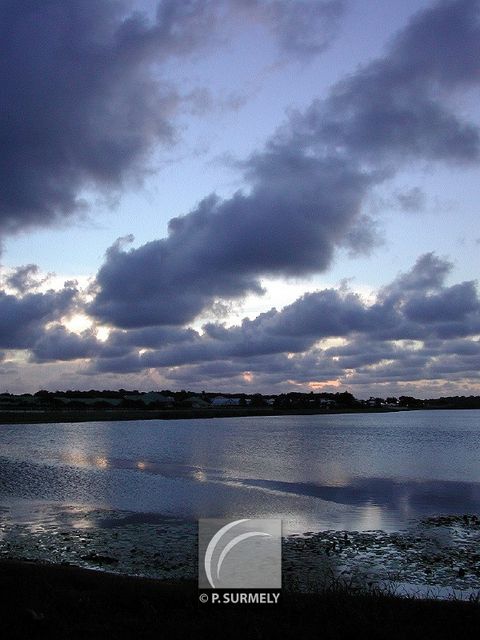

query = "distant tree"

[
  {"left": 336, "top": 391, "right": 357, "bottom": 406},
  {"left": 250, "top": 394, "right": 266, "bottom": 407},
  {"left": 34, "top": 390, "right": 51, "bottom": 398},
  {"left": 398, "top": 395, "right": 424, "bottom": 408}
]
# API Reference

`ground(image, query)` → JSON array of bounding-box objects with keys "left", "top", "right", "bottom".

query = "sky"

[{"left": 1, "top": 0, "right": 480, "bottom": 398}]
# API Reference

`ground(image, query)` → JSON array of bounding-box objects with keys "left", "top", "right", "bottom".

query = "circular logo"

[{"left": 204, "top": 518, "right": 272, "bottom": 588}]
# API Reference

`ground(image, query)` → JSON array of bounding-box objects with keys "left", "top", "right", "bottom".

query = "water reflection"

[
  {"left": 1, "top": 411, "right": 480, "bottom": 533},
  {"left": 50, "top": 451, "right": 480, "bottom": 524},
  {"left": 236, "top": 476, "right": 480, "bottom": 514},
  {"left": 0, "top": 500, "right": 96, "bottom": 533}
]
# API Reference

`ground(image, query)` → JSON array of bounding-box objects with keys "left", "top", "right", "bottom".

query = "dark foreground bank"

[{"left": 1, "top": 561, "right": 479, "bottom": 640}]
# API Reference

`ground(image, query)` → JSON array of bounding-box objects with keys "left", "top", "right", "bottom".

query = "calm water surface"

[{"left": 1, "top": 410, "right": 479, "bottom": 533}]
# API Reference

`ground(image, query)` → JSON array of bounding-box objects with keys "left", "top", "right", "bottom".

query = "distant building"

[
  {"left": 187, "top": 395, "right": 210, "bottom": 408},
  {"left": 211, "top": 396, "right": 240, "bottom": 406},
  {"left": 125, "top": 392, "right": 174, "bottom": 406}
]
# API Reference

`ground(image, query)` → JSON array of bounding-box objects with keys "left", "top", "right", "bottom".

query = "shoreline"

[
  {"left": 1, "top": 503, "right": 479, "bottom": 599},
  {"left": 0, "top": 405, "right": 475, "bottom": 425},
  {"left": 1, "top": 559, "right": 479, "bottom": 639},
  {"left": 0, "top": 406, "right": 398, "bottom": 424}
]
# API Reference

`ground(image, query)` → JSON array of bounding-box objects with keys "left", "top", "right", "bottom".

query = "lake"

[{"left": 1, "top": 409, "right": 479, "bottom": 534}]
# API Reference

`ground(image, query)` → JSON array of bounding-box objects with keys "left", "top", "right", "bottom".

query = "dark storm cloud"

[
  {"left": 403, "top": 281, "right": 479, "bottom": 323},
  {"left": 0, "top": 0, "right": 217, "bottom": 235},
  {"left": 363, "top": 255, "right": 480, "bottom": 341},
  {"left": 267, "top": 289, "right": 370, "bottom": 337},
  {"left": 31, "top": 326, "right": 101, "bottom": 362},
  {"left": 299, "top": 0, "right": 480, "bottom": 164},
  {"left": 0, "top": 285, "right": 77, "bottom": 350},
  {"left": 389, "top": 0, "right": 480, "bottom": 86},
  {"left": 0, "top": 0, "right": 346, "bottom": 241},
  {"left": 29, "top": 321, "right": 199, "bottom": 364},
  {"left": 89, "top": 352, "right": 144, "bottom": 375},
  {"left": 90, "top": 157, "right": 372, "bottom": 327},
  {"left": 90, "top": 0, "right": 480, "bottom": 329},
  {"left": 107, "top": 326, "right": 199, "bottom": 349}
]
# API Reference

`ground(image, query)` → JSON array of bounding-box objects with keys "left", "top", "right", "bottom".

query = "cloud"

[
  {"left": 156, "top": 333, "right": 480, "bottom": 393},
  {"left": 83, "top": 253, "right": 480, "bottom": 392},
  {"left": 381, "top": 252, "right": 453, "bottom": 295},
  {"left": 5, "top": 264, "right": 50, "bottom": 294},
  {"left": 29, "top": 320, "right": 199, "bottom": 365},
  {"left": 0, "top": 284, "right": 77, "bottom": 350},
  {"left": 0, "top": 0, "right": 346, "bottom": 243},
  {"left": 90, "top": 0, "right": 480, "bottom": 329},
  {"left": 31, "top": 325, "right": 101, "bottom": 363},
  {"left": 10, "top": 252, "right": 479, "bottom": 395},
  {"left": 394, "top": 187, "right": 426, "bottom": 213},
  {"left": 90, "top": 157, "right": 372, "bottom": 327},
  {"left": 403, "top": 281, "right": 479, "bottom": 323},
  {"left": 302, "top": 0, "right": 480, "bottom": 164},
  {"left": 0, "top": 0, "right": 225, "bottom": 236},
  {"left": 108, "top": 325, "right": 199, "bottom": 349},
  {"left": 230, "top": 0, "right": 346, "bottom": 58},
  {"left": 5, "top": 0, "right": 480, "bottom": 395}
]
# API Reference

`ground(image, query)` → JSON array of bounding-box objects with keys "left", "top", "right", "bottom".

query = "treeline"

[
  {"left": 0, "top": 389, "right": 480, "bottom": 411},
  {"left": 417, "top": 395, "right": 480, "bottom": 409},
  {"left": 362, "top": 395, "right": 480, "bottom": 409}
]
